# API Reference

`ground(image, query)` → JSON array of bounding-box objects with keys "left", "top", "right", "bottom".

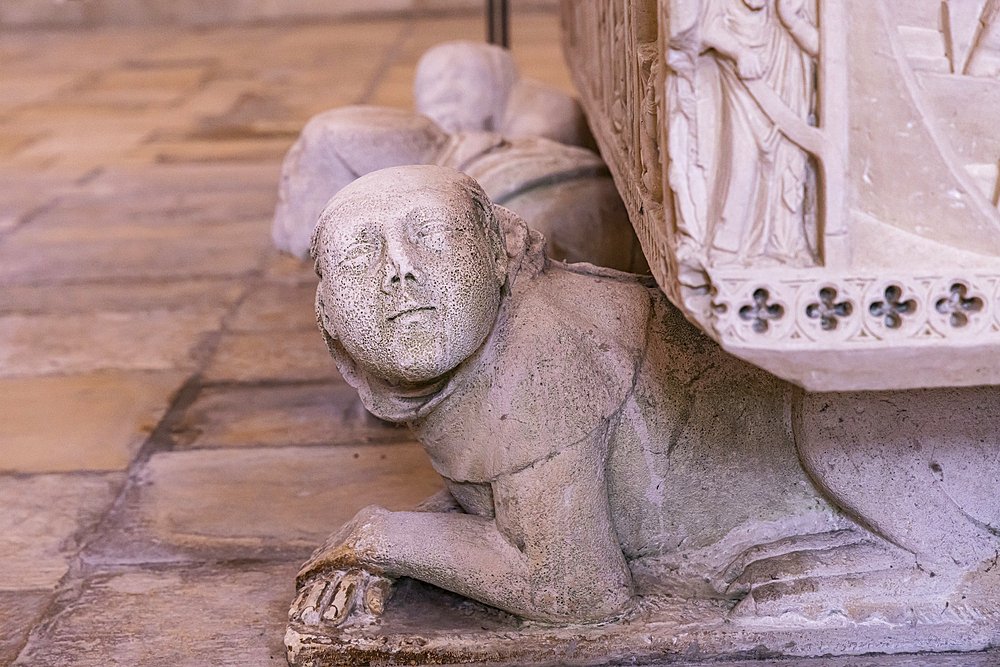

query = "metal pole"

[{"left": 486, "top": 0, "right": 510, "bottom": 48}]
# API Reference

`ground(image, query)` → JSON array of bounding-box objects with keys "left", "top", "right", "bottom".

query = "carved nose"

[{"left": 381, "top": 242, "right": 423, "bottom": 292}]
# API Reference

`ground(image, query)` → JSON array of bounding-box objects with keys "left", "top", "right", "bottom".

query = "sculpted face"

[{"left": 314, "top": 167, "right": 507, "bottom": 385}]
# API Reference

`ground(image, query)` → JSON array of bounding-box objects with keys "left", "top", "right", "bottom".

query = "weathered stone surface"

[
  {"left": 0, "top": 220, "right": 269, "bottom": 284},
  {"left": 289, "top": 577, "right": 1000, "bottom": 666},
  {"left": 173, "top": 383, "right": 410, "bottom": 450},
  {"left": 0, "top": 279, "right": 244, "bottom": 317},
  {"left": 0, "top": 473, "right": 124, "bottom": 589},
  {"left": 0, "top": 591, "right": 51, "bottom": 665},
  {"left": 0, "top": 310, "right": 223, "bottom": 377},
  {"left": 85, "top": 444, "right": 443, "bottom": 563},
  {"left": 0, "top": 371, "right": 185, "bottom": 472},
  {"left": 0, "top": 72, "right": 81, "bottom": 112},
  {"left": 285, "top": 165, "right": 1000, "bottom": 661},
  {"left": 202, "top": 330, "right": 341, "bottom": 383},
  {"left": 321, "top": 572, "right": 1000, "bottom": 667},
  {"left": 227, "top": 281, "right": 319, "bottom": 331},
  {"left": 132, "top": 136, "right": 296, "bottom": 164},
  {"left": 0, "top": 171, "right": 75, "bottom": 233},
  {"left": 262, "top": 252, "right": 321, "bottom": 285},
  {"left": 72, "top": 64, "right": 211, "bottom": 109},
  {"left": 13, "top": 561, "right": 297, "bottom": 666}
]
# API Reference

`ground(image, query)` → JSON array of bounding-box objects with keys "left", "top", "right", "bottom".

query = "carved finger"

[
  {"left": 296, "top": 579, "right": 335, "bottom": 626},
  {"left": 363, "top": 575, "right": 393, "bottom": 616},
  {"left": 321, "top": 572, "right": 361, "bottom": 625},
  {"left": 289, "top": 586, "right": 311, "bottom": 621}
]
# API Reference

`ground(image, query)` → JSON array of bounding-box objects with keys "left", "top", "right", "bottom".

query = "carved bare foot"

[
  {"left": 290, "top": 568, "right": 393, "bottom": 627},
  {"left": 718, "top": 529, "right": 872, "bottom": 595},
  {"left": 724, "top": 539, "right": 914, "bottom": 599}
]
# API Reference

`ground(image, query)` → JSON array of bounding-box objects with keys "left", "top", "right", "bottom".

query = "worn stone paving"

[
  {"left": 0, "top": 12, "right": 570, "bottom": 666},
  {"left": 2, "top": 10, "right": 997, "bottom": 667}
]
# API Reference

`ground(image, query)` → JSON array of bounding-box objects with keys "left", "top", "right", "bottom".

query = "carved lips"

[{"left": 387, "top": 305, "right": 437, "bottom": 324}]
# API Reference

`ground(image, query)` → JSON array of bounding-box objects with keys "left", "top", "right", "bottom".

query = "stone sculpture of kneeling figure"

[{"left": 292, "top": 165, "right": 1000, "bottom": 628}]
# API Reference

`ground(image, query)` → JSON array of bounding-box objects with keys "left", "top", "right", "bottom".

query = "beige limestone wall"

[{"left": 0, "top": 0, "right": 555, "bottom": 29}]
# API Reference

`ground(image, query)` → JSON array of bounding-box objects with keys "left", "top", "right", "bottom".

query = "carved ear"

[
  {"left": 482, "top": 203, "right": 508, "bottom": 286},
  {"left": 314, "top": 286, "right": 337, "bottom": 343},
  {"left": 314, "top": 287, "right": 363, "bottom": 390}
]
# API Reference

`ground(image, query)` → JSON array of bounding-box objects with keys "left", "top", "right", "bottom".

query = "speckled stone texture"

[{"left": 6, "top": 10, "right": 1000, "bottom": 667}]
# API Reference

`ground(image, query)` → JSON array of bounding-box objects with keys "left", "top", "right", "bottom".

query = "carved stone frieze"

[{"left": 562, "top": 0, "right": 1000, "bottom": 390}]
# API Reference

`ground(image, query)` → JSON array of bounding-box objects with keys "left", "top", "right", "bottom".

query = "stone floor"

[
  {"left": 0, "top": 12, "right": 572, "bottom": 666},
  {"left": 1, "top": 10, "right": 999, "bottom": 667}
]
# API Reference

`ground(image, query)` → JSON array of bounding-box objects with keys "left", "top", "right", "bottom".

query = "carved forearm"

[
  {"left": 701, "top": 21, "right": 745, "bottom": 64},
  {"left": 777, "top": 0, "right": 819, "bottom": 57},
  {"left": 360, "top": 508, "right": 630, "bottom": 623}
]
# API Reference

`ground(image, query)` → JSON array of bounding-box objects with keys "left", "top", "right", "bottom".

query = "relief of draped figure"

[{"left": 673, "top": 0, "right": 821, "bottom": 269}]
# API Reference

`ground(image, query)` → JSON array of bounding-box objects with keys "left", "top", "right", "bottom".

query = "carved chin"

[{"left": 384, "top": 333, "right": 452, "bottom": 384}]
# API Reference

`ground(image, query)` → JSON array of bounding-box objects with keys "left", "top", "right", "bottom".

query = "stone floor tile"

[
  {"left": 173, "top": 383, "right": 413, "bottom": 450},
  {"left": 266, "top": 20, "right": 407, "bottom": 58},
  {"left": 367, "top": 63, "right": 418, "bottom": 109},
  {"left": 172, "top": 77, "right": 263, "bottom": 120},
  {"left": 510, "top": 16, "right": 577, "bottom": 96},
  {"left": 3, "top": 29, "right": 182, "bottom": 73},
  {"left": 0, "top": 279, "right": 244, "bottom": 317},
  {"left": 0, "top": 370, "right": 185, "bottom": 472},
  {"left": 228, "top": 281, "right": 319, "bottom": 331},
  {"left": 258, "top": 22, "right": 405, "bottom": 76},
  {"left": 202, "top": 330, "right": 340, "bottom": 383},
  {"left": 14, "top": 209, "right": 269, "bottom": 242},
  {"left": 262, "top": 252, "right": 320, "bottom": 285},
  {"left": 0, "top": 591, "right": 51, "bottom": 665},
  {"left": 81, "top": 161, "right": 283, "bottom": 198},
  {"left": 47, "top": 163, "right": 282, "bottom": 225},
  {"left": 131, "top": 136, "right": 296, "bottom": 164},
  {"left": 8, "top": 103, "right": 158, "bottom": 128},
  {"left": 0, "top": 170, "right": 73, "bottom": 233},
  {"left": 0, "top": 1, "right": 86, "bottom": 31},
  {"left": 0, "top": 472, "right": 125, "bottom": 589},
  {"left": 13, "top": 561, "right": 296, "bottom": 667},
  {"left": 10, "top": 127, "right": 152, "bottom": 173},
  {"left": 0, "top": 309, "right": 223, "bottom": 377},
  {"left": 0, "top": 128, "right": 43, "bottom": 158},
  {"left": 404, "top": 16, "right": 483, "bottom": 53},
  {"left": 0, "top": 221, "right": 269, "bottom": 285},
  {"left": 93, "top": 63, "right": 211, "bottom": 92},
  {"left": 280, "top": 87, "right": 372, "bottom": 121},
  {"left": 141, "top": 26, "right": 278, "bottom": 63},
  {"left": 85, "top": 444, "right": 443, "bottom": 563}
]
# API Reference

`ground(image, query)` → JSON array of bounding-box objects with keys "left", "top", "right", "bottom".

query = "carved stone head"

[
  {"left": 414, "top": 41, "right": 519, "bottom": 134},
  {"left": 311, "top": 165, "right": 509, "bottom": 386}
]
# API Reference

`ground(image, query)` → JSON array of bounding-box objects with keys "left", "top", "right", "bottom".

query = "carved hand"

[
  {"left": 290, "top": 505, "right": 394, "bottom": 627},
  {"left": 289, "top": 568, "right": 393, "bottom": 627},
  {"left": 776, "top": 0, "right": 805, "bottom": 16},
  {"left": 737, "top": 51, "right": 765, "bottom": 80}
]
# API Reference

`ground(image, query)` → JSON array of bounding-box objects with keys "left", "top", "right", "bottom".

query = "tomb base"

[{"left": 285, "top": 578, "right": 1000, "bottom": 666}]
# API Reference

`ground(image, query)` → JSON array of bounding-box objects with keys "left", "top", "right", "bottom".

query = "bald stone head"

[
  {"left": 414, "top": 41, "right": 519, "bottom": 133},
  {"left": 311, "top": 165, "right": 509, "bottom": 386}
]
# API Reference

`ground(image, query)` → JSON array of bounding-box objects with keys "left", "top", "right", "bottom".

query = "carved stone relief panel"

[{"left": 562, "top": 0, "right": 1000, "bottom": 391}]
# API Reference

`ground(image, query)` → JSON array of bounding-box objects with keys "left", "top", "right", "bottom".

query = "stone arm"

[
  {"left": 777, "top": 0, "right": 819, "bottom": 57},
  {"left": 700, "top": 13, "right": 765, "bottom": 79},
  {"left": 294, "top": 437, "right": 634, "bottom": 624}
]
